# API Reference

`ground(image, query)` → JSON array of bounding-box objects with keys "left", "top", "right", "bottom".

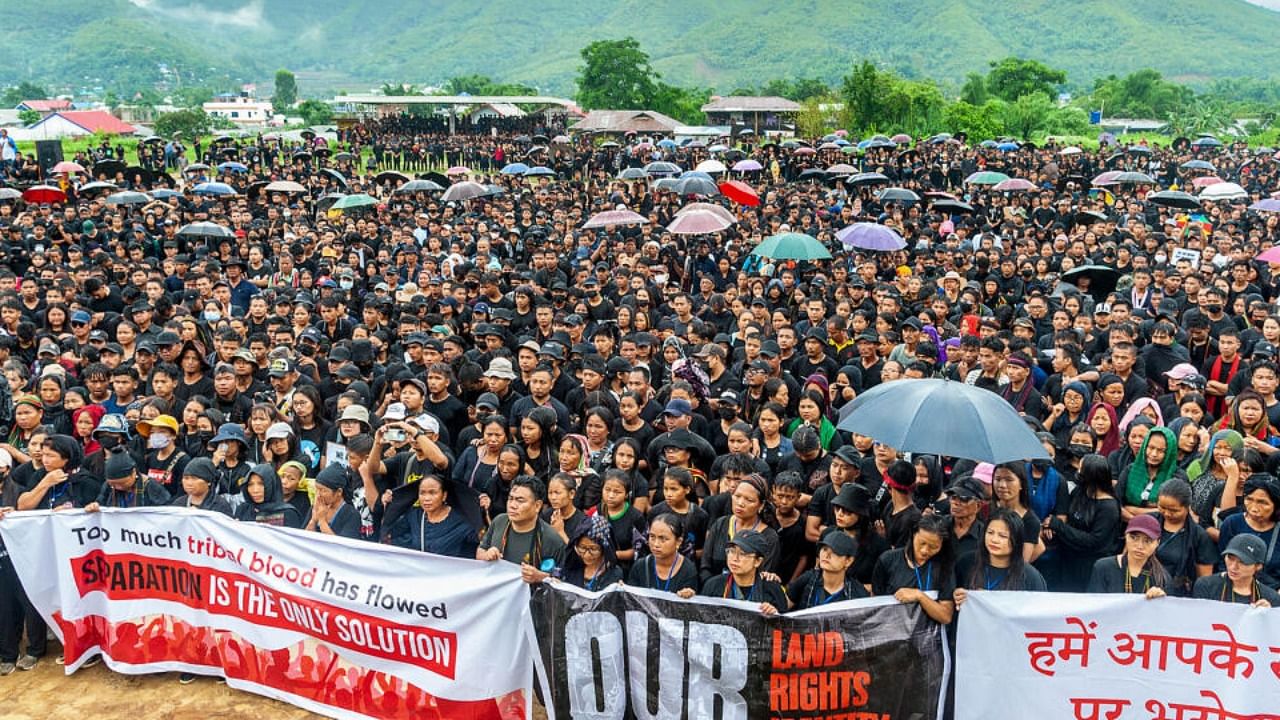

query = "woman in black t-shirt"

[
  {"left": 646, "top": 467, "right": 708, "bottom": 560},
  {"left": 1087, "top": 513, "right": 1171, "bottom": 598},
  {"left": 697, "top": 530, "right": 787, "bottom": 615},
  {"left": 955, "top": 509, "right": 1048, "bottom": 612},
  {"left": 629, "top": 513, "right": 700, "bottom": 594},
  {"left": 872, "top": 514, "right": 956, "bottom": 624},
  {"left": 594, "top": 470, "right": 646, "bottom": 571}
]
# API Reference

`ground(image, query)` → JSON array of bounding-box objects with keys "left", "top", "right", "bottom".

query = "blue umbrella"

[
  {"left": 193, "top": 182, "right": 237, "bottom": 197},
  {"left": 151, "top": 189, "right": 182, "bottom": 199},
  {"left": 523, "top": 166, "right": 556, "bottom": 177},
  {"left": 997, "top": 142, "right": 1020, "bottom": 152},
  {"left": 500, "top": 162, "right": 529, "bottom": 175},
  {"left": 680, "top": 170, "right": 715, "bottom": 182},
  {"left": 836, "top": 378, "right": 1050, "bottom": 463},
  {"left": 980, "top": 140, "right": 998, "bottom": 148},
  {"left": 217, "top": 161, "right": 248, "bottom": 173},
  {"left": 856, "top": 139, "right": 873, "bottom": 150},
  {"left": 657, "top": 139, "right": 677, "bottom": 149}
]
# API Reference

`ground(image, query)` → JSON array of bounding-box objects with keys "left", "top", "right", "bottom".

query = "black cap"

[
  {"left": 759, "top": 340, "right": 780, "bottom": 357},
  {"left": 183, "top": 457, "right": 218, "bottom": 484},
  {"left": 1253, "top": 341, "right": 1276, "bottom": 358},
  {"left": 949, "top": 476, "right": 986, "bottom": 501},
  {"left": 105, "top": 451, "right": 136, "bottom": 481},
  {"left": 727, "top": 529, "right": 770, "bottom": 557},
  {"left": 856, "top": 330, "right": 879, "bottom": 344},
  {"left": 832, "top": 445, "right": 861, "bottom": 467},
  {"left": 831, "top": 483, "right": 873, "bottom": 516},
  {"left": 819, "top": 531, "right": 858, "bottom": 558}
]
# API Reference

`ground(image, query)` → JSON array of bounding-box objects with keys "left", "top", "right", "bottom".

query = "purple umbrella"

[
  {"left": 837, "top": 223, "right": 907, "bottom": 251},
  {"left": 992, "top": 178, "right": 1037, "bottom": 192},
  {"left": 1249, "top": 199, "right": 1280, "bottom": 213},
  {"left": 733, "top": 159, "right": 763, "bottom": 172},
  {"left": 582, "top": 209, "right": 650, "bottom": 229},
  {"left": 667, "top": 209, "right": 733, "bottom": 235}
]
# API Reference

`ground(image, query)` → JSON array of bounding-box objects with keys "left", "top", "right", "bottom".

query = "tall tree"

[
  {"left": 960, "top": 72, "right": 988, "bottom": 105},
  {"left": 841, "top": 61, "right": 889, "bottom": 132},
  {"left": 576, "top": 38, "right": 658, "bottom": 110},
  {"left": 985, "top": 57, "right": 1066, "bottom": 102},
  {"left": 1000, "top": 92, "right": 1055, "bottom": 140},
  {"left": 2, "top": 82, "right": 49, "bottom": 107},
  {"left": 272, "top": 69, "right": 297, "bottom": 112}
]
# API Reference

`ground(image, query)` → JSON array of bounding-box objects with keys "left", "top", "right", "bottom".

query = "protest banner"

[
  {"left": 532, "top": 582, "right": 947, "bottom": 720},
  {"left": 0, "top": 507, "right": 534, "bottom": 720},
  {"left": 956, "top": 591, "right": 1280, "bottom": 720}
]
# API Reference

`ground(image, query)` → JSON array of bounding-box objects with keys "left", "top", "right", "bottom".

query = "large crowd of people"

[{"left": 0, "top": 117, "right": 1278, "bottom": 690}]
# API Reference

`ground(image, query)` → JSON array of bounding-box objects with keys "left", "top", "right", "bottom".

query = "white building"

[{"left": 202, "top": 93, "right": 276, "bottom": 127}]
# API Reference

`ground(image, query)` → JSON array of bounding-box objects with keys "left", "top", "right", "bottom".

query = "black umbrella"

[
  {"left": 421, "top": 171, "right": 450, "bottom": 187},
  {"left": 931, "top": 199, "right": 975, "bottom": 214},
  {"left": 796, "top": 168, "right": 828, "bottom": 183},
  {"left": 1060, "top": 265, "right": 1120, "bottom": 301},
  {"left": 1147, "top": 190, "right": 1201, "bottom": 210},
  {"left": 847, "top": 172, "right": 890, "bottom": 186},
  {"left": 177, "top": 221, "right": 235, "bottom": 240},
  {"left": 1073, "top": 210, "right": 1109, "bottom": 226},
  {"left": 92, "top": 159, "right": 126, "bottom": 178},
  {"left": 380, "top": 478, "right": 485, "bottom": 545},
  {"left": 320, "top": 168, "right": 348, "bottom": 187},
  {"left": 835, "top": 379, "right": 1049, "bottom": 463}
]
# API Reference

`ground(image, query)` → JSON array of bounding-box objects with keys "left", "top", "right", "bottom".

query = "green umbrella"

[
  {"left": 751, "top": 232, "right": 833, "bottom": 261},
  {"left": 964, "top": 171, "right": 1010, "bottom": 186},
  {"left": 330, "top": 193, "right": 379, "bottom": 211}
]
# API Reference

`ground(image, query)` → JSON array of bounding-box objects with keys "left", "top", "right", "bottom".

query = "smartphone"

[{"left": 385, "top": 428, "right": 406, "bottom": 443}]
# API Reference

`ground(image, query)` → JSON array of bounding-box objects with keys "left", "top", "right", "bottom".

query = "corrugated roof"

[
  {"left": 40, "top": 110, "right": 137, "bottom": 135},
  {"left": 569, "top": 110, "right": 681, "bottom": 134},
  {"left": 701, "top": 96, "right": 801, "bottom": 113},
  {"left": 18, "top": 99, "right": 72, "bottom": 112}
]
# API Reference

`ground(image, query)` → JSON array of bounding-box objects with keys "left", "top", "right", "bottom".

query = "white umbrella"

[
  {"left": 1200, "top": 182, "right": 1248, "bottom": 201},
  {"left": 694, "top": 159, "right": 727, "bottom": 174},
  {"left": 1058, "top": 146, "right": 1083, "bottom": 156},
  {"left": 676, "top": 202, "right": 736, "bottom": 224}
]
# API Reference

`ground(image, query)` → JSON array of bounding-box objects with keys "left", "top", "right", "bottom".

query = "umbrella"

[
  {"left": 793, "top": 147, "right": 817, "bottom": 156},
  {"left": 847, "top": 172, "right": 890, "bottom": 186},
  {"left": 732, "top": 159, "right": 763, "bottom": 172},
  {"left": 667, "top": 209, "right": 733, "bottom": 235},
  {"left": 751, "top": 232, "right": 832, "bottom": 261},
  {"left": 931, "top": 199, "right": 975, "bottom": 214},
  {"left": 22, "top": 185, "right": 66, "bottom": 204},
  {"left": 1058, "top": 146, "right": 1083, "bottom": 155},
  {"left": 151, "top": 189, "right": 182, "bottom": 200},
  {"left": 92, "top": 159, "right": 126, "bottom": 177},
  {"left": 177, "top": 221, "right": 235, "bottom": 240},
  {"left": 672, "top": 176, "right": 720, "bottom": 197},
  {"left": 1256, "top": 246, "right": 1280, "bottom": 264},
  {"left": 382, "top": 478, "right": 485, "bottom": 545},
  {"left": 582, "top": 209, "right": 649, "bottom": 229},
  {"left": 104, "top": 191, "right": 151, "bottom": 206},
  {"left": 0, "top": 188, "right": 22, "bottom": 201},
  {"left": 644, "top": 161, "right": 682, "bottom": 176},
  {"left": 891, "top": 133, "right": 913, "bottom": 144},
  {"left": 694, "top": 159, "right": 727, "bottom": 174},
  {"left": 825, "top": 163, "right": 857, "bottom": 176},
  {"left": 552, "top": 135, "right": 571, "bottom": 144},
  {"left": 446, "top": 166, "right": 471, "bottom": 175},
  {"left": 877, "top": 187, "right": 919, "bottom": 203},
  {"left": 320, "top": 168, "right": 348, "bottom": 187},
  {"left": 708, "top": 144, "right": 730, "bottom": 153},
  {"left": 184, "top": 163, "right": 210, "bottom": 173},
  {"left": 979, "top": 140, "right": 998, "bottom": 149},
  {"left": 1147, "top": 190, "right": 1201, "bottom": 210},
  {"left": 264, "top": 180, "right": 307, "bottom": 194},
  {"left": 1111, "top": 171, "right": 1155, "bottom": 185},
  {"left": 78, "top": 181, "right": 119, "bottom": 195},
  {"left": 193, "top": 182, "right": 237, "bottom": 197},
  {"left": 992, "top": 178, "right": 1037, "bottom": 192},
  {"left": 837, "top": 223, "right": 907, "bottom": 252},
  {"left": 1073, "top": 210, "right": 1109, "bottom": 225},
  {"left": 375, "top": 171, "right": 410, "bottom": 184},
  {"left": 1200, "top": 182, "right": 1248, "bottom": 201},
  {"left": 52, "top": 161, "right": 85, "bottom": 174},
  {"left": 140, "top": 136, "right": 165, "bottom": 145},
  {"left": 332, "top": 152, "right": 355, "bottom": 162},
  {"left": 523, "top": 166, "right": 556, "bottom": 177},
  {"left": 677, "top": 202, "right": 736, "bottom": 223},
  {"left": 865, "top": 139, "right": 897, "bottom": 150},
  {"left": 965, "top": 171, "right": 1009, "bottom": 186},
  {"left": 330, "top": 194, "right": 379, "bottom": 211},
  {"left": 817, "top": 142, "right": 841, "bottom": 151},
  {"left": 719, "top": 180, "right": 759, "bottom": 206},
  {"left": 996, "top": 142, "right": 1020, "bottom": 152},
  {"left": 1191, "top": 137, "right": 1223, "bottom": 148},
  {"left": 395, "top": 179, "right": 444, "bottom": 193},
  {"left": 1091, "top": 171, "right": 1123, "bottom": 186},
  {"left": 835, "top": 379, "right": 1049, "bottom": 463},
  {"left": 292, "top": 151, "right": 313, "bottom": 161},
  {"left": 1191, "top": 176, "right": 1224, "bottom": 188},
  {"left": 441, "top": 181, "right": 488, "bottom": 202},
  {"left": 217, "top": 162, "right": 248, "bottom": 174},
  {"left": 1060, "top": 265, "right": 1121, "bottom": 301},
  {"left": 500, "top": 163, "right": 530, "bottom": 175},
  {"left": 1249, "top": 199, "right": 1280, "bottom": 213},
  {"left": 1180, "top": 160, "right": 1216, "bottom": 172},
  {"left": 617, "top": 167, "right": 650, "bottom": 180},
  {"left": 653, "top": 177, "right": 681, "bottom": 192}
]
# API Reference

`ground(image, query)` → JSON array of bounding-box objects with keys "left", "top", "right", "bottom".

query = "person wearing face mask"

[
  {"left": 136, "top": 415, "right": 190, "bottom": 497},
  {"left": 81, "top": 413, "right": 144, "bottom": 481}
]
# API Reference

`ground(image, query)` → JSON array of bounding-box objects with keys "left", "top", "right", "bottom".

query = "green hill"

[{"left": 8, "top": 0, "right": 1280, "bottom": 95}]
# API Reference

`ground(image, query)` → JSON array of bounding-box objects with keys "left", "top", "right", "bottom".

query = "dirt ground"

[{"left": 0, "top": 645, "right": 548, "bottom": 720}]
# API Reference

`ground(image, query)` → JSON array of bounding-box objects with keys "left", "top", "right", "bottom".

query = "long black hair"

[
  {"left": 1071, "top": 454, "right": 1113, "bottom": 516},
  {"left": 910, "top": 513, "right": 956, "bottom": 576},
  {"left": 966, "top": 508, "right": 1029, "bottom": 590}
]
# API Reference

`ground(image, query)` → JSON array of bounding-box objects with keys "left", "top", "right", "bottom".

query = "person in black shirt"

[
  {"left": 872, "top": 513, "right": 956, "bottom": 624},
  {"left": 825, "top": 483, "right": 890, "bottom": 588},
  {"left": 1151, "top": 479, "right": 1218, "bottom": 596},
  {"left": 788, "top": 531, "right": 868, "bottom": 611},
  {"left": 955, "top": 509, "right": 1048, "bottom": 613},
  {"left": 85, "top": 451, "right": 171, "bottom": 511},
  {"left": 1087, "top": 514, "right": 1171, "bottom": 598},
  {"left": 1192, "top": 534, "right": 1279, "bottom": 607},
  {"left": 771, "top": 471, "right": 812, "bottom": 582},
  {"left": 697, "top": 530, "right": 787, "bottom": 615},
  {"left": 878, "top": 460, "right": 922, "bottom": 549},
  {"left": 629, "top": 513, "right": 700, "bottom": 594}
]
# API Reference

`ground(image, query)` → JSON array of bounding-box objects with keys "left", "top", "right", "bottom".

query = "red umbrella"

[
  {"left": 22, "top": 185, "right": 67, "bottom": 204},
  {"left": 719, "top": 180, "right": 759, "bottom": 206},
  {"left": 52, "top": 161, "right": 85, "bottom": 174}
]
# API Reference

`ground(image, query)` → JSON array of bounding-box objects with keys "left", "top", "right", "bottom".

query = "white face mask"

[
  {"left": 339, "top": 279, "right": 354, "bottom": 290},
  {"left": 1154, "top": 253, "right": 1167, "bottom": 264},
  {"left": 148, "top": 433, "right": 172, "bottom": 450},
  {"left": 203, "top": 310, "right": 221, "bottom": 322}
]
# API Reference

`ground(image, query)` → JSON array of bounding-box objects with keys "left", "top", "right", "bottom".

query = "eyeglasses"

[
  {"left": 576, "top": 544, "right": 602, "bottom": 556},
  {"left": 726, "top": 547, "right": 757, "bottom": 560}
]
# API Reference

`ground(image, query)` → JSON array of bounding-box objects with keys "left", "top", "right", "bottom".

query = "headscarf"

[
  {"left": 1123, "top": 426, "right": 1178, "bottom": 507},
  {"left": 1187, "top": 429, "right": 1244, "bottom": 483},
  {"left": 1086, "top": 402, "right": 1121, "bottom": 456},
  {"left": 1119, "top": 397, "right": 1163, "bottom": 434},
  {"left": 561, "top": 434, "right": 592, "bottom": 476},
  {"left": 72, "top": 404, "right": 106, "bottom": 455},
  {"left": 1166, "top": 416, "right": 1199, "bottom": 463}
]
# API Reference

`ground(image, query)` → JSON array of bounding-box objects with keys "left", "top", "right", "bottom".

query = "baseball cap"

[
  {"left": 727, "top": 530, "right": 770, "bottom": 557},
  {"left": 105, "top": 452, "right": 137, "bottom": 481},
  {"left": 383, "top": 402, "right": 408, "bottom": 421},
  {"left": 1164, "top": 363, "right": 1199, "bottom": 381},
  {"left": 1125, "top": 513, "right": 1161, "bottom": 540},
  {"left": 338, "top": 405, "right": 371, "bottom": 425},
  {"left": 1223, "top": 534, "right": 1267, "bottom": 565},
  {"left": 268, "top": 358, "right": 294, "bottom": 377},
  {"left": 818, "top": 531, "right": 857, "bottom": 558},
  {"left": 265, "top": 422, "right": 294, "bottom": 441},
  {"left": 948, "top": 476, "right": 986, "bottom": 501},
  {"left": 663, "top": 398, "right": 692, "bottom": 417},
  {"left": 476, "top": 393, "right": 500, "bottom": 412},
  {"left": 213, "top": 362, "right": 235, "bottom": 376}
]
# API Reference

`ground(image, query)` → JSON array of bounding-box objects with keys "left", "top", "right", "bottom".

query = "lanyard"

[
  {"left": 724, "top": 577, "right": 758, "bottom": 602},
  {"left": 911, "top": 556, "right": 932, "bottom": 592},
  {"left": 984, "top": 567, "right": 1007, "bottom": 591},
  {"left": 652, "top": 555, "right": 682, "bottom": 592},
  {"left": 810, "top": 576, "right": 846, "bottom": 607}
]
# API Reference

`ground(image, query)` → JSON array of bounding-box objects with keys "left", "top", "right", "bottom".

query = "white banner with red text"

[
  {"left": 0, "top": 507, "right": 533, "bottom": 720},
  {"left": 956, "top": 591, "right": 1280, "bottom": 720}
]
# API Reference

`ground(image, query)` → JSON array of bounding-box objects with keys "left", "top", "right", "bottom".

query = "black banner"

[{"left": 532, "top": 584, "right": 946, "bottom": 720}]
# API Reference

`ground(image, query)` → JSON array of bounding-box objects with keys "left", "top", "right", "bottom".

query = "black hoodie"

[{"left": 233, "top": 463, "right": 303, "bottom": 528}]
